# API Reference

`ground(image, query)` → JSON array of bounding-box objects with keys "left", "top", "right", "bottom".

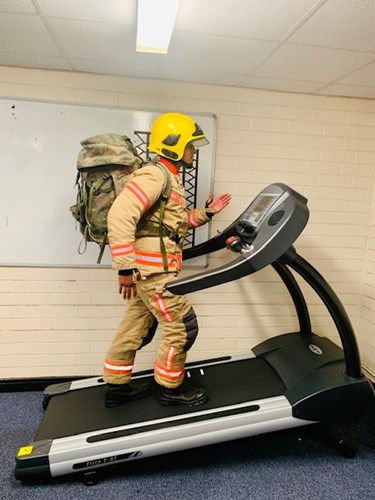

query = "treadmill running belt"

[{"left": 36, "top": 358, "right": 285, "bottom": 440}]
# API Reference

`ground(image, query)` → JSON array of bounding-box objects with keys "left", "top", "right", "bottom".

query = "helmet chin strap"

[
  {"left": 179, "top": 160, "right": 194, "bottom": 169},
  {"left": 168, "top": 158, "right": 194, "bottom": 170}
]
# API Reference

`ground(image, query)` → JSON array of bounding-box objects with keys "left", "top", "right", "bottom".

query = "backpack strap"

[
  {"left": 136, "top": 161, "right": 172, "bottom": 271},
  {"left": 155, "top": 162, "right": 173, "bottom": 271},
  {"left": 86, "top": 175, "right": 110, "bottom": 264}
]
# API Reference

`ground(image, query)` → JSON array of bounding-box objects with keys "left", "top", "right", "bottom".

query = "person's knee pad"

[
  {"left": 183, "top": 307, "right": 199, "bottom": 351},
  {"left": 139, "top": 319, "right": 158, "bottom": 348}
]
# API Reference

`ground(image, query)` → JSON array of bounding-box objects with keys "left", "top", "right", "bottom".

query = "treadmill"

[{"left": 15, "top": 183, "right": 375, "bottom": 484}]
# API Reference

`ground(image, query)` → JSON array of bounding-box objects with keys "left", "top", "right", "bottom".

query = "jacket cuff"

[{"left": 118, "top": 268, "right": 137, "bottom": 276}]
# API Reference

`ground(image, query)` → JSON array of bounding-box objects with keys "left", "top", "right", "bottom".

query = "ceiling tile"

[
  {"left": 0, "top": 0, "right": 36, "bottom": 13},
  {"left": 70, "top": 58, "right": 161, "bottom": 80},
  {"left": 289, "top": 0, "right": 375, "bottom": 51},
  {"left": 0, "top": 0, "right": 374, "bottom": 99},
  {"left": 160, "top": 32, "right": 277, "bottom": 75},
  {"left": 175, "top": 0, "right": 321, "bottom": 40},
  {"left": 319, "top": 84, "right": 375, "bottom": 99},
  {"left": 37, "top": 0, "right": 135, "bottom": 24},
  {"left": 47, "top": 18, "right": 137, "bottom": 61},
  {"left": 240, "top": 76, "right": 324, "bottom": 94},
  {"left": 254, "top": 44, "right": 375, "bottom": 83},
  {"left": 337, "top": 60, "right": 375, "bottom": 86},
  {"left": 0, "top": 14, "right": 61, "bottom": 55},
  {"left": 157, "top": 67, "right": 246, "bottom": 88},
  {"left": 0, "top": 52, "right": 70, "bottom": 71}
]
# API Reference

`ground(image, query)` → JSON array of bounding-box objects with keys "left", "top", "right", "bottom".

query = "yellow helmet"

[{"left": 148, "top": 112, "right": 209, "bottom": 161}]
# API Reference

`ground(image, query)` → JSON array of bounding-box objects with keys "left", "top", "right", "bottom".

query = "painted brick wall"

[
  {"left": 1, "top": 65, "right": 374, "bottom": 380},
  {"left": 362, "top": 182, "right": 375, "bottom": 378}
]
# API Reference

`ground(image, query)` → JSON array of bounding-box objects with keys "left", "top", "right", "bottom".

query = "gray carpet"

[{"left": 1, "top": 391, "right": 374, "bottom": 500}]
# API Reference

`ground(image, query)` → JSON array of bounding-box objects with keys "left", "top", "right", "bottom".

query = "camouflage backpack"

[{"left": 70, "top": 133, "right": 172, "bottom": 264}]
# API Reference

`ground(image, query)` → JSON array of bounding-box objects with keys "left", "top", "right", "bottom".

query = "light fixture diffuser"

[{"left": 136, "top": 0, "right": 181, "bottom": 54}]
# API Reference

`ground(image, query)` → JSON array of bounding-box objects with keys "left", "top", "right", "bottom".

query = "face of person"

[{"left": 182, "top": 142, "right": 196, "bottom": 166}]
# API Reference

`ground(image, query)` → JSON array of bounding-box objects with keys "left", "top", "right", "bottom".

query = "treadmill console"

[
  {"left": 236, "top": 192, "right": 282, "bottom": 242},
  {"left": 168, "top": 183, "right": 309, "bottom": 295}
]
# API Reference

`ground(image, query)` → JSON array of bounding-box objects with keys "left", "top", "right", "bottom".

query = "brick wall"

[{"left": 1, "top": 65, "right": 374, "bottom": 379}]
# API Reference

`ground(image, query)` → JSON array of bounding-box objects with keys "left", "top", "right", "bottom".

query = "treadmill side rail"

[
  {"left": 15, "top": 396, "right": 313, "bottom": 481},
  {"left": 48, "top": 396, "right": 312, "bottom": 478}
]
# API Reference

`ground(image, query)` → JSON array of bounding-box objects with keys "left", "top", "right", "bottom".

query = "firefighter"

[{"left": 103, "top": 112, "right": 231, "bottom": 408}]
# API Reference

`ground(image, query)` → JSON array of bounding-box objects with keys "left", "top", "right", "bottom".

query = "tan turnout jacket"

[{"left": 108, "top": 157, "right": 211, "bottom": 276}]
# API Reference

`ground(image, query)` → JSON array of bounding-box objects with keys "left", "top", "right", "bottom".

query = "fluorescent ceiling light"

[{"left": 136, "top": 0, "right": 181, "bottom": 54}]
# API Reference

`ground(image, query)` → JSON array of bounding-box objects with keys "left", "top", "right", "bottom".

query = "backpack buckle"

[{"left": 168, "top": 232, "right": 181, "bottom": 244}]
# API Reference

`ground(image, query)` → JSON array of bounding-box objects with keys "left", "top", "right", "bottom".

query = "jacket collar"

[{"left": 158, "top": 156, "right": 179, "bottom": 175}]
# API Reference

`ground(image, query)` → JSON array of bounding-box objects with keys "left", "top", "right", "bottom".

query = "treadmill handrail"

[
  {"left": 167, "top": 184, "right": 309, "bottom": 295},
  {"left": 183, "top": 183, "right": 307, "bottom": 262},
  {"left": 272, "top": 260, "right": 312, "bottom": 336}
]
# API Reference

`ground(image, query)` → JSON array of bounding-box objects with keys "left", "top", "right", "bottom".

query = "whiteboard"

[{"left": 0, "top": 99, "right": 216, "bottom": 267}]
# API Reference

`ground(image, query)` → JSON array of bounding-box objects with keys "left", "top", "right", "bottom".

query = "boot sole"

[{"left": 159, "top": 395, "right": 209, "bottom": 407}]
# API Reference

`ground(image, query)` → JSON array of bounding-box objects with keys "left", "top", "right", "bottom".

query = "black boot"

[
  {"left": 105, "top": 380, "right": 151, "bottom": 408},
  {"left": 159, "top": 382, "right": 208, "bottom": 407}
]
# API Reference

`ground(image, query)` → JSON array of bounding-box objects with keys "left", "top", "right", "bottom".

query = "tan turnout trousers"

[{"left": 104, "top": 273, "right": 199, "bottom": 388}]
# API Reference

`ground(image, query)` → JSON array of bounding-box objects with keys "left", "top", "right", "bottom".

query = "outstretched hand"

[{"left": 206, "top": 192, "right": 232, "bottom": 214}]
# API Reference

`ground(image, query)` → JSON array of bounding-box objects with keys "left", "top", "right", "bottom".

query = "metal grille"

[
  {"left": 133, "top": 130, "right": 198, "bottom": 249},
  {"left": 134, "top": 130, "right": 151, "bottom": 161},
  {"left": 180, "top": 151, "right": 199, "bottom": 248}
]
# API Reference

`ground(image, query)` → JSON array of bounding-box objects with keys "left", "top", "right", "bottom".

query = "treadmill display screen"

[{"left": 242, "top": 193, "right": 279, "bottom": 227}]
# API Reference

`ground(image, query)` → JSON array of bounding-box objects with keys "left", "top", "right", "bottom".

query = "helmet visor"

[{"left": 190, "top": 137, "right": 209, "bottom": 148}]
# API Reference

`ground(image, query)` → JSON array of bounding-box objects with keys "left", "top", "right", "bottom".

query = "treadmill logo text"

[
  {"left": 309, "top": 344, "right": 323, "bottom": 356},
  {"left": 73, "top": 451, "right": 142, "bottom": 470}
]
